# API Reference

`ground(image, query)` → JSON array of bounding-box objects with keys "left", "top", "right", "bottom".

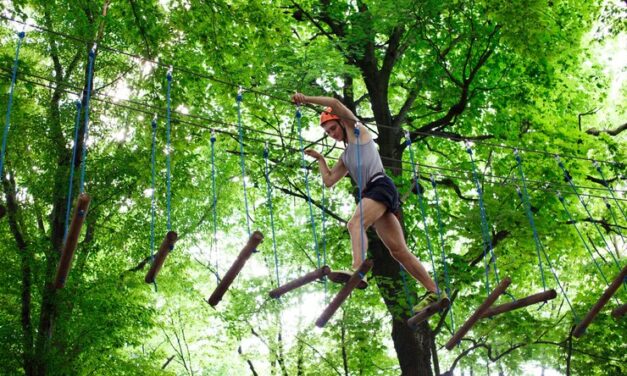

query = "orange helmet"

[{"left": 320, "top": 107, "right": 341, "bottom": 126}]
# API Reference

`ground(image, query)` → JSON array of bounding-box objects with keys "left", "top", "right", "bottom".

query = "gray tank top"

[{"left": 340, "top": 138, "right": 385, "bottom": 186}]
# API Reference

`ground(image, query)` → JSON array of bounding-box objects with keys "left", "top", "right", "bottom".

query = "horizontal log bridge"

[
  {"left": 269, "top": 266, "right": 331, "bottom": 299},
  {"left": 445, "top": 277, "right": 512, "bottom": 350},
  {"left": 54, "top": 194, "right": 91, "bottom": 289},
  {"left": 207, "top": 231, "right": 264, "bottom": 307},
  {"left": 612, "top": 304, "right": 627, "bottom": 319},
  {"left": 407, "top": 297, "right": 450, "bottom": 328},
  {"left": 573, "top": 265, "right": 627, "bottom": 338},
  {"left": 144, "top": 231, "right": 178, "bottom": 284},
  {"left": 480, "top": 289, "right": 557, "bottom": 319},
  {"left": 315, "top": 260, "right": 373, "bottom": 328}
]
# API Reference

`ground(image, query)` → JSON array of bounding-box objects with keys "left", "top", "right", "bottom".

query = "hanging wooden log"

[
  {"left": 327, "top": 270, "right": 368, "bottom": 289},
  {"left": 54, "top": 194, "right": 91, "bottom": 289},
  {"left": 611, "top": 304, "right": 627, "bottom": 319},
  {"left": 445, "top": 277, "right": 512, "bottom": 350},
  {"left": 480, "top": 289, "right": 557, "bottom": 319},
  {"left": 573, "top": 265, "right": 627, "bottom": 337},
  {"left": 315, "top": 259, "right": 373, "bottom": 328},
  {"left": 144, "top": 231, "right": 178, "bottom": 284},
  {"left": 407, "top": 296, "right": 450, "bottom": 328},
  {"left": 269, "top": 266, "right": 330, "bottom": 299},
  {"left": 208, "top": 231, "right": 264, "bottom": 307}
]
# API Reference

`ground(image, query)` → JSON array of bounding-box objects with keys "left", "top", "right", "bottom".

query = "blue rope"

[
  {"left": 354, "top": 126, "right": 366, "bottom": 266},
  {"left": 514, "top": 151, "right": 547, "bottom": 291},
  {"left": 556, "top": 157, "right": 621, "bottom": 271},
  {"left": 295, "top": 106, "right": 321, "bottom": 268},
  {"left": 431, "top": 175, "right": 455, "bottom": 332},
  {"left": 165, "top": 68, "right": 173, "bottom": 232},
  {"left": 64, "top": 100, "right": 82, "bottom": 238},
  {"left": 466, "top": 145, "right": 500, "bottom": 296},
  {"left": 405, "top": 132, "right": 440, "bottom": 297},
  {"left": 594, "top": 161, "right": 627, "bottom": 222},
  {"left": 79, "top": 46, "right": 96, "bottom": 194},
  {"left": 236, "top": 89, "right": 251, "bottom": 237},
  {"left": 150, "top": 118, "right": 158, "bottom": 265},
  {"left": 557, "top": 192, "right": 611, "bottom": 287},
  {"left": 263, "top": 144, "right": 281, "bottom": 288},
  {"left": 210, "top": 130, "right": 219, "bottom": 282},
  {"left": 0, "top": 31, "right": 25, "bottom": 183},
  {"left": 400, "top": 266, "right": 415, "bottom": 312},
  {"left": 321, "top": 178, "right": 328, "bottom": 293}
]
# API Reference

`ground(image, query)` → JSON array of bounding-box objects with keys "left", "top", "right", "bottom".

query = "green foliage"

[{"left": 0, "top": 0, "right": 624, "bottom": 375}]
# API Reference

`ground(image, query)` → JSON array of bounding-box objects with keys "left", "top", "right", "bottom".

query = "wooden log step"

[{"left": 207, "top": 231, "right": 264, "bottom": 307}]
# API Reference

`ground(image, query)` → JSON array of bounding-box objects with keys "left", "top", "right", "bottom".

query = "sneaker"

[
  {"left": 413, "top": 291, "right": 447, "bottom": 313},
  {"left": 328, "top": 270, "right": 368, "bottom": 289}
]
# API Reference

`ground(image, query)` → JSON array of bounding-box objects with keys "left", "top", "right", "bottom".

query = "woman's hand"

[
  {"left": 291, "top": 92, "right": 308, "bottom": 104},
  {"left": 304, "top": 149, "right": 323, "bottom": 160}
]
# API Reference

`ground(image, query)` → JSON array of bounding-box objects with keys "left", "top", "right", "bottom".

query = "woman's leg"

[
  {"left": 346, "top": 198, "right": 387, "bottom": 269},
  {"left": 374, "top": 212, "right": 438, "bottom": 293}
]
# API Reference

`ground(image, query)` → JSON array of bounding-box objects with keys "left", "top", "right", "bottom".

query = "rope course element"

[
  {"left": 0, "top": 16, "right": 621, "bottom": 168},
  {"left": 145, "top": 68, "right": 178, "bottom": 285},
  {"left": 64, "top": 99, "right": 82, "bottom": 237},
  {"left": 207, "top": 87, "right": 264, "bottom": 307},
  {"left": 237, "top": 88, "right": 252, "bottom": 236},
  {"left": 296, "top": 105, "right": 321, "bottom": 268},
  {"left": 0, "top": 31, "right": 25, "bottom": 219},
  {"left": 556, "top": 157, "right": 622, "bottom": 272},
  {"left": 556, "top": 191, "right": 612, "bottom": 288},
  {"left": 573, "top": 265, "right": 627, "bottom": 337},
  {"left": 593, "top": 160, "right": 627, "bottom": 222},
  {"left": 431, "top": 175, "right": 455, "bottom": 332},
  {"left": 513, "top": 150, "right": 576, "bottom": 320},
  {"left": 210, "top": 130, "right": 220, "bottom": 283},
  {"left": 263, "top": 143, "right": 281, "bottom": 289},
  {"left": 405, "top": 131, "right": 450, "bottom": 328},
  {"left": 469, "top": 151, "right": 559, "bottom": 318},
  {"left": 148, "top": 117, "right": 158, "bottom": 289},
  {"left": 54, "top": 45, "right": 96, "bottom": 289},
  {"left": 0, "top": 63, "right": 624, "bottom": 205},
  {"left": 467, "top": 144, "right": 501, "bottom": 295},
  {"left": 316, "top": 124, "right": 373, "bottom": 328},
  {"left": 268, "top": 107, "right": 333, "bottom": 300}
]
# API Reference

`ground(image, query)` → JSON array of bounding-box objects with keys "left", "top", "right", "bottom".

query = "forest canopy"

[{"left": 0, "top": 0, "right": 625, "bottom": 375}]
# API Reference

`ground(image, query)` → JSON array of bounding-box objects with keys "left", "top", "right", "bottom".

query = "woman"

[{"left": 292, "top": 93, "right": 442, "bottom": 311}]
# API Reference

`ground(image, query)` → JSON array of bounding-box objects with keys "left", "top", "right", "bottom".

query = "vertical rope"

[
  {"left": 556, "top": 157, "right": 621, "bottom": 271},
  {"left": 431, "top": 175, "right": 455, "bottom": 331},
  {"left": 557, "top": 192, "right": 611, "bottom": 287},
  {"left": 466, "top": 145, "right": 500, "bottom": 296},
  {"left": 150, "top": 117, "right": 158, "bottom": 264},
  {"left": 405, "top": 131, "right": 440, "bottom": 297},
  {"left": 165, "top": 67, "right": 173, "bottom": 231},
  {"left": 79, "top": 46, "right": 96, "bottom": 194},
  {"left": 514, "top": 150, "right": 547, "bottom": 291},
  {"left": 0, "top": 31, "right": 25, "bottom": 182},
  {"left": 236, "top": 88, "right": 251, "bottom": 236},
  {"left": 263, "top": 144, "right": 281, "bottom": 288},
  {"left": 511, "top": 155, "right": 577, "bottom": 318},
  {"left": 210, "top": 130, "right": 219, "bottom": 282},
  {"left": 295, "top": 106, "right": 321, "bottom": 268},
  {"left": 64, "top": 99, "right": 82, "bottom": 238},
  {"left": 354, "top": 125, "right": 366, "bottom": 265},
  {"left": 321, "top": 179, "right": 328, "bottom": 294}
]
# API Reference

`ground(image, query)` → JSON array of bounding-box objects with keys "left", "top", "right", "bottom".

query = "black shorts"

[{"left": 361, "top": 174, "right": 400, "bottom": 214}]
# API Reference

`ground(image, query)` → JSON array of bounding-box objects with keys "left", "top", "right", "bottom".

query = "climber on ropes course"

[{"left": 290, "top": 92, "right": 442, "bottom": 313}]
